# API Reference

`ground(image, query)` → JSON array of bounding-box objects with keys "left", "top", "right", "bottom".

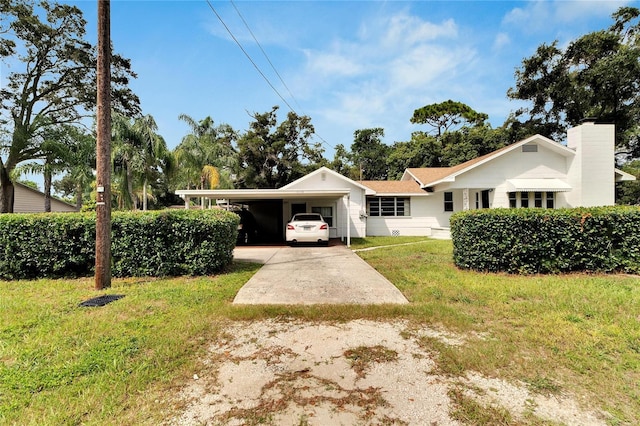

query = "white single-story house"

[
  {"left": 176, "top": 122, "right": 635, "bottom": 245},
  {"left": 13, "top": 182, "right": 78, "bottom": 213}
]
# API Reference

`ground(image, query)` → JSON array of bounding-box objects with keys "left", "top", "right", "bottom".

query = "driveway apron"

[{"left": 233, "top": 243, "right": 409, "bottom": 305}]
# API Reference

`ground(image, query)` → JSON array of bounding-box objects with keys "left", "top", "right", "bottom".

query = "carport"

[{"left": 174, "top": 189, "right": 354, "bottom": 246}]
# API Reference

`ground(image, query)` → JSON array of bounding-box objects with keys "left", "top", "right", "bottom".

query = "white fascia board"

[
  {"left": 401, "top": 169, "right": 423, "bottom": 185},
  {"left": 373, "top": 192, "right": 432, "bottom": 197},
  {"left": 280, "top": 166, "right": 373, "bottom": 193},
  {"left": 175, "top": 189, "right": 351, "bottom": 200},
  {"left": 615, "top": 168, "right": 636, "bottom": 182}
]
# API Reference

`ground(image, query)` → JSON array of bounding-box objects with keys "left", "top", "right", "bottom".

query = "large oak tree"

[
  {"left": 0, "top": 0, "right": 139, "bottom": 212},
  {"left": 235, "top": 106, "right": 323, "bottom": 188},
  {"left": 508, "top": 6, "right": 640, "bottom": 159}
]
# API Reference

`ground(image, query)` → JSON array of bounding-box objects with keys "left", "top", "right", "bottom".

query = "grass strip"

[{"left": 1, "top": 238, "right": 638, "bottom": 424}]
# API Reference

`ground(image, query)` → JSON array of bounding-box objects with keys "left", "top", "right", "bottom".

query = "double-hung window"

[
  {"left": 444, "top": 192, "right": 454, "bottom": 212},
  {"left": 311, "top": 206, "right": 333, "bottom": 226}
]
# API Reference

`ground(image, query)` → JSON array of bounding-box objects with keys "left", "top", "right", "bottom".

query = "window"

[
  {"left": 312, "top": 206, "right": 333, "bottom": 226},
  {"left": 546, "top": 192, "right": 555, "bottom": 209},
  {"left": 475, "top": 192, "right": 479, "bottom": 209},
  {"left": 367, "top": 197, "right": 410, "bottom": 217},
  {"left": 444, "top": 192, "right": 454, "bottom": 212},
  {"left": 514, "top": 192, "right": 555, "bottom": 209},
  {"left": 380, "top": 198, "right": 396, "bottom": 216},
  {"left": 534, "top": 192, "right": 543, "bottom": 208}
]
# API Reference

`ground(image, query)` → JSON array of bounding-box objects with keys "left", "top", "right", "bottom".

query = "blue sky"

[{"left": 49, "top": 1, "right": 640, "bottom": 157}]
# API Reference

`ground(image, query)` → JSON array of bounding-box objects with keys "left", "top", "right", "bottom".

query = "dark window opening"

[
  {"left": 444, "top": 192, "right": 454, "bottom": 212},
  {"left": 367, "top": 197, "right": 410, "bottom": 217},
  {"left": 546, "top": 192, "right": 555, "bottom": 209},
  {"left": 534, "top": 191, "right": 543, "bottom": 208}
]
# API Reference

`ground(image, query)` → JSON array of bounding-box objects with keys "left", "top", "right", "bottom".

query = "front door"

[{"left": 481, "top": 190, "right": 490, "bottom": 209}]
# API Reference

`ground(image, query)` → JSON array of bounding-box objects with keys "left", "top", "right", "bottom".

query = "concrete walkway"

[{"left": 232, "top": 243, "right": 409, "bottom": 305}]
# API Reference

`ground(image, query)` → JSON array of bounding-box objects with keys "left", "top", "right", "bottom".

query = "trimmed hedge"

[
  {"left": 0, "top": 209, "right": 239, "bottom": 280},
  {"left": 450, "top": 207, "right": 640, "bottom": 274}
]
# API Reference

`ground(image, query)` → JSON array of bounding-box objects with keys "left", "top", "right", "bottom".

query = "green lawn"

[{"left": 1, "top": 238, "right": 638, "bottom": 425}]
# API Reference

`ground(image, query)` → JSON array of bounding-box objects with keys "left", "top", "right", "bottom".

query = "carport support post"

[{"left": 346, "top": 195, "right": 351, "bottom": 247}]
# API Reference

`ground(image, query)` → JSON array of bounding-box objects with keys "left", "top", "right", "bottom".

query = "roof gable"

[
  {"left": 281, "top": 166, "right": 374, "bottom": 193},
  {"left": 404, "top": 134, "right": 575, "bottom": 188}
]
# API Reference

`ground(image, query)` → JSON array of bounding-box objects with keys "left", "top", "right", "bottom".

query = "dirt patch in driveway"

[{"left": 168, "top": 320, "right": 607, "bottom": 425}]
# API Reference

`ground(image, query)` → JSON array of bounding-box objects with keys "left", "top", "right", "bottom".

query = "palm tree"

[
  {"left": 14, "top": 125, "right": 94, "bottom": 212},
  {"left": 133, "top": 115, "right": 171, "bottom": 210},
  {"left": 63, "top": 128, "right": 96, "bottom": 210},
  {"left": 111, "top": 112, "right": 169, "bottom": 210},
  {"left": 173, "top": 114, "right": 237, "bottom": 194},
  {"left": 111, "top": 112, "right": 141, "bottom": 210}
]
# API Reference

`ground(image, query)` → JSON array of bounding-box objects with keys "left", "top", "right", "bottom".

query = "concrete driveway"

[{"left": 232, "top": 242, "right": 409, "bottom": 305}]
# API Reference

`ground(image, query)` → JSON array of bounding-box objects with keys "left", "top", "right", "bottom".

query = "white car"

[{"left": 286, "top": 213, "right": 329, "bottom": 245}]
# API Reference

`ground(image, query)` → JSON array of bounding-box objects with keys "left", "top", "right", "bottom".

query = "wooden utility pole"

[{"left": 95, "top": 0, "right": 111, "bottom": 290}]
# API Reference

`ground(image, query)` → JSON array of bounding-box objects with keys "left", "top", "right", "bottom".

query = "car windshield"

[{"left": 292, "top": 214, "right": 323, "bottom": 222}]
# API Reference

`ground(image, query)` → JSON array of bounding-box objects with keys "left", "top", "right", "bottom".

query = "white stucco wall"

[
  {"left": 432, "top": 141, "right": 574, "bottom": 212},
  {"left": 365, "top": 195, "right": 449, "bottom": 236},
  {"left": 444, "top": 142, "right": 569, "bottom": 190},
  {"left": 283, "top": 168, "right": 367, "bottom": 238},
  {"left": 566, "top": 123, "right": 615, "bottom": 207}
]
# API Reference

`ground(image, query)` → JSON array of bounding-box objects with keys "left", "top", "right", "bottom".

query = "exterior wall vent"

[
  {"left": 392, "top": 230, "right": 400, "bottom": 237},
  {"left": 522, "top": 144, "right": 538, "bottom": 153}
]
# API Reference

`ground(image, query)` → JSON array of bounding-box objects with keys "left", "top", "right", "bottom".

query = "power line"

[
  {"left": 205, "top": 0, "right": 334, "bottom": 151},
  {"left": 205, "top": 0, "right": 295, "bottom": 113},
  {"left": 230, "top": 0, "right": 304, "bottom": 114}
]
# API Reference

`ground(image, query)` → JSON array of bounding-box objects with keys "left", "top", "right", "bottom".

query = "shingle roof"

[
  {"left": 406, "top": 143, "right": 525, "bottom": 187},
  {"left": 358, "top": 180, "right": 426, "bottom": 194}
]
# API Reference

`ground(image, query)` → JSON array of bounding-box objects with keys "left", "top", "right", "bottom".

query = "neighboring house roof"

[
  {"left": 402, "top": 134, "right": 576, "bottom": 188},
  {"left": 14, "top": 182, "right": 77, "bottom": 213},
  {"left": 358, "top": 180, "right": 429, "bottom": 195}
]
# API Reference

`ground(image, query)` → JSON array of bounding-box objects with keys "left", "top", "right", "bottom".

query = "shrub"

[
  {"left": 450, "top": 207, "right": 640, "bottom": 274},
  {"left": 0, "top": 209, "right": 239, "bottom": 279}
]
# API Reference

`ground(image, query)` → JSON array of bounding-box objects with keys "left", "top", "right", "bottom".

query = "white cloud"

[
  {"left": 388, "top": 44, "right": 476, "bottom": 90},
  {"left": 303, "top": 49, "right": 364, "bottom": 79},
  {"left": 380, "top": 14, "right": 458, "bottom": 48},
  {"left": 502, "top": 0, "right": 553, "bottom": 31},
  {"left": 493, "top": 32, "right": 511, "bottom": 50},
  {"left": 553, "top": 0, "right": 630, "bottom": 22},
  {"left": 295, "top": 10, "right": 472, "bottom": 133},
  {"left": 503, "top": 0, "right": 631, "bottom": 31}
]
